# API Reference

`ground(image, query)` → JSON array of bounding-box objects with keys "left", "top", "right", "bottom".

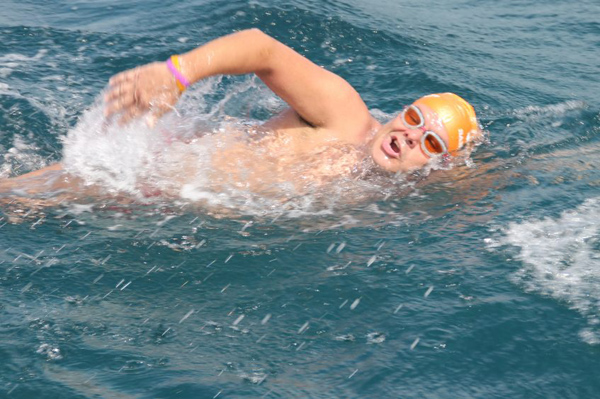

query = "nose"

[
  {"left": 394, "top": 113, "right": 423, "bottom": 138},
  {"left": 402, "top": 128, "right": 423, "bottom": 141},
  {"left": 398, "top": 127, "right": 424, "bottom": 149}
]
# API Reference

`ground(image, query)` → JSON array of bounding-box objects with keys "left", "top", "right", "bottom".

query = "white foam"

[
  {"left": 0, "top": 82, "right": 14, "bottom": 96},
  {"left": 499, "top": 197, "right": 600, "bottom": 345},
  {"left": 0, "top": 49, "right": 47, "bottom": 67},
  {"left": 60, "top": 86, "right": 292, "bottom": 210},
  {"left": 513, "top": 100, "right": 587, "bottom": 123},
  {"left": 59, "top": 79, "right": 427, "bottom": 217},
  {"left": 62, "top": 102, "right": 160, "bottom": 194},
  {"left": 0, "top": 135, "right": 48, "bottom": 178}
]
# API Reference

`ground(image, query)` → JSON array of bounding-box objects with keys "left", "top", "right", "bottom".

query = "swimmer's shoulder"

[{"left": 264, "top": 107, "right": 376, "bottom": 145}]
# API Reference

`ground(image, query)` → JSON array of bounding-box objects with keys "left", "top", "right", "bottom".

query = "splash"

[
  {"left": 59, "top": 83, "right": 411, "bottom": 216},
  {"left": 498, "top": 197, "right": 600, "bottom": 345},
  {"left": 0, "top": 135, "right": 47, "bottom": 178},
  {"left": 61, "top": 77, "right": 257, "bottom": 199}
]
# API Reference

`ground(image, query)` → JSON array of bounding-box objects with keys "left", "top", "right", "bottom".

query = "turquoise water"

[{"left": 2, "top": 0, "right": 600, "bottom": 398}]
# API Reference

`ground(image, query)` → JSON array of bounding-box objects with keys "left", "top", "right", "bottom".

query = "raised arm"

[{"left": 105, "top": 29, "right": 371, "bottom": 130}]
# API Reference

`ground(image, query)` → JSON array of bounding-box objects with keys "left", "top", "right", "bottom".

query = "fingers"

[
  {"left": 105, "top": 67, "right": 140, "bottom": 118},
  {"left": 104, "top": 84, "right": 138, "bottom": 117},
  {"left": 108, "top": 68, "right": 136, "bottom": 87},
  {"left": 104, "top": 62, "right": 179, "bottom": 125},
  {"left": 105, "top": 80, "right": 136, "bottom": 104}
]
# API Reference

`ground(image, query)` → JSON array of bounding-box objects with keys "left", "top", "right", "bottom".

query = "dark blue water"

[{"left": 2, "top": 0, "right": 600, "bottom": 398}]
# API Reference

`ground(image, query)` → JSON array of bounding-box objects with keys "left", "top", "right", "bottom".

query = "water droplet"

[
  {"left": 424, "top": 286, "right": 434, "bottom": 298},
  {"left": 367, "top": 255, "right": 376, "bottom": 267},
  {"left": 233, "top": 314, "right": 245, "bottom": 326},
  {"left": 298, "top": 321, "right": 309, "bottom": 334},
  {"left": 179, "top": 309, "right": 195, "bottom": 324},
  {"left": 366, "top": 332, "right": 386, "bottom": 344},
  {"left": 410, "top": 337, "right": 420, "bottom": 350},
  {"left": 20, "top": 282, "right": 33, "bottom": 293},
  {"left": 261, "top": 314, "right": 271, "bottom": 325}
]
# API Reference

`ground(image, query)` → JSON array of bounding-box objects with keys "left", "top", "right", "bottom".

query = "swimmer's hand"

[{"left": 104, "top": 62, "right": 181, "bottom": 126}]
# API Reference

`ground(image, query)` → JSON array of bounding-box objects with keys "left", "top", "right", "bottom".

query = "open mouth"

[
  {"left": 381, "top": 135, "right": 401, "bottom": 158},
  {"left": 390, "top": 137, "right": 400, "bottom": 153}
]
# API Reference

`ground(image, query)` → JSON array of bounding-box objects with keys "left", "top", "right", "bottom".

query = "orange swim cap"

[{"left": 414, "top": 93, "right": 479, "bottom": 153}]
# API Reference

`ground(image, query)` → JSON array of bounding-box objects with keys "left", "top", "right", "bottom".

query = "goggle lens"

[
  {"left": 423, "top": 133, "right": 446, "bottom": 154},
  {"left": 403, "top": 106, "right": 423, "bottom": 128}
]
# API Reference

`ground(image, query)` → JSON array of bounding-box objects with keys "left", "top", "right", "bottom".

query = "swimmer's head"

[
  {"left": 413, "top": 93, "right": 479, "bottom": 153},
  {"left": 370, "top": 92, "right": 480, "bottom": 173}
]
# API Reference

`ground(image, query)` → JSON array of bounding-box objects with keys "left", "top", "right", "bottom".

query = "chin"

[
  {"left": 371, "top": 153, "right": 428, "bottom": 174},
  {"left": 369, "top": 140, "right": 429, "bottom": 173},
  {"left": 370, "top": 147, "right": 393, "bottom": 172}
]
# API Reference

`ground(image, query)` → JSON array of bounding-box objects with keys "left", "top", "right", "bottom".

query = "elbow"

[
  {"left": 246, "top": 28, "right": 272, "bottom": 41},
  {"left": 243, "top": 28, "right": 272, "bottom": 46},
  {"left": 246, "top": 27, "right": 265, "bottom": 36},
  {"left": 244, "top": 29, "right": 276, "bottom": 73}
]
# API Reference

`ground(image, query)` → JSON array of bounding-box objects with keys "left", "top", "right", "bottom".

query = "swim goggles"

[{"left": 401, "top": 105, "right": 448, "bottom": 157}]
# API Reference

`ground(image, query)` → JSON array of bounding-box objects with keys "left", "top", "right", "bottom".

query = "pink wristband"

[{"left": 166, "top": 57, "right": 190, "bottom": 89}]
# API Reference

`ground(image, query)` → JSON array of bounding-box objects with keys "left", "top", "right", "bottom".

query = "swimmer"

[{"left": 0, "top": 29, "right": 480, "bottom": 200}]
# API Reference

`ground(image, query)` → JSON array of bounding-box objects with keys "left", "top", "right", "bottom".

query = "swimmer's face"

[{"left": 370, "top": 103, "right": 450, "bottom": 173}]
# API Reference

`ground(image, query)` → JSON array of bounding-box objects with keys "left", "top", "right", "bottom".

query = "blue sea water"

[{"left": 1, "top": 0, "right": 600, "bottom": 398}]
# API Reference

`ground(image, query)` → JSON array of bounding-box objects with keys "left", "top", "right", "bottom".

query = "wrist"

[
  {"left": 166, "top": 55, "right": 190, "bottom": 92},
  {"left": 177, "top": 52, "right": 201, "bottom": 86}
]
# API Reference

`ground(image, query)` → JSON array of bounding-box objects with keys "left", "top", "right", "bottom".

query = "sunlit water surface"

[{"left": 1, "top": 0, "right": 600, "bottom": 398}]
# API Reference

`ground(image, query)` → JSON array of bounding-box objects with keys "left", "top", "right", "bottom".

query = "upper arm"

[{"left": 255, "top": 33, "right": 371, "bottom": 130}]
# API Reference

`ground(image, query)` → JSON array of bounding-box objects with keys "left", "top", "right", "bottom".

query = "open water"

[{"left": 1, "top": 0, "right": 600, "bottom": 398}]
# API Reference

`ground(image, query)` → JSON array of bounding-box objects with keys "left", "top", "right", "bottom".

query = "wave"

[{"left": 493, "top": 197, "right": 600, "bottom": 345}]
